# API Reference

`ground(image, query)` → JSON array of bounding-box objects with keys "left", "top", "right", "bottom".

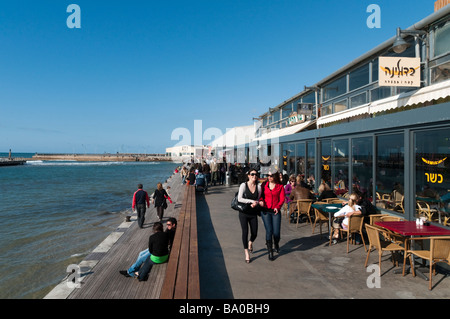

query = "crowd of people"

[
  {"left": 235, "top": 169, "right": 377, "bottom": 263},
  {"left": 121, "top": 181, "right": 175, "bottom": 282}
]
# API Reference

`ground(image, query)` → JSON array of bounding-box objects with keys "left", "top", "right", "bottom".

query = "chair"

[
  {"left": 403, "top": 236, "right": 450, "bottom": 290},
  {"left": 369, "top": 214, "right": 390, "bottom": 225},
  {"left": 332, "top": 215, "right": 367, "bottom": 253},
  {"left": 327, "top": 198, "right": 346, "bottom": 204},
  {"left": 364, "top": 224, "right": 407, "bottom": 275},
  {"left": 416, "top": 201, "right": 438, "bottom": 222},
  {"left": 295, "top": 199, "right": 313, "bottom": 228},
  {"left": 323, "top": 198, "right": 339, "bottom": 203},
  {"left": 312, "top": 204, "right": 329, "bottom": 238},
  {"left": 380, "top": 216, "right": 405, "bottom": 222}
]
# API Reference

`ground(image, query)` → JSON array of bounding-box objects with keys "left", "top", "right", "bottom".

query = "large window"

[
  {"left": 350, "top": 92, "right": 367, "bottom": 108},
  {"left": 434, "top": 19, "right": 450, "bottom": 58},
  {"left": 352, "top": 137, "right": 373, "bottom": 200},
  {"left": 349, "top": 64, "right": 370, "bottom": 91},
  {"left": 296, "top": 143, "right": 306, "bottom": 176},
  {"left": 414, "top": 128, "right": 450, "bottom": 226},
  {"left": 307, "top": 141, "right": 316, "bottom": 189},
  {"left": 321, "top": 140, "right": 332, "bottom": 187},
  {"left": 282, "top": 144, "right": 296, "bottom": 176},
  {"left": 376, "top": 134, "right": 405, "bottom": 213},
  {"left": 323, "top": 75, "right": 347, "bottom": 101},
  {"left": 333, "top": 139, "right": 349, "bottom": 195}
]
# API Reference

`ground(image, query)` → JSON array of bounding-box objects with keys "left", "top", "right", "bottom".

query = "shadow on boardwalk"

[{"left": 196, "top": 193, "right": 234, "bottom": 298}]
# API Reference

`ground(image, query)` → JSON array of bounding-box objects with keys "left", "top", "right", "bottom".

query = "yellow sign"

[
  {"left": 422, "top": 157, "right": 447, "bottom": 165},
  {"left": 378, "top": 57, "right": 421, "bottom": 87}
]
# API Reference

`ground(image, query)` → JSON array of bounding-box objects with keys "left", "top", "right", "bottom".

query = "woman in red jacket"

[{"left": 259, "top": 170, "right": 285, "bottom": 261}]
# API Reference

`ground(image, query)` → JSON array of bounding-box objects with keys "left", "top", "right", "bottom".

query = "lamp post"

[{"left": 392, "top": 27, "right": 427, "bottom": 55}]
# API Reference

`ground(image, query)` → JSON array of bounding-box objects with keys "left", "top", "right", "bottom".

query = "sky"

[{"left": 0, "top": 0, "right": 436, "bottom": 154}]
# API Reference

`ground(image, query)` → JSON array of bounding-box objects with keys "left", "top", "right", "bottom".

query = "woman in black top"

[
  {"left": 237, "top": 169, "right": 263, "bottom": 263},
  {"left": 137, "top": 222, "right": 169, "bottom": 281},
  {"left": 152, "top": 182, "right": 169, "bottom": 221}
]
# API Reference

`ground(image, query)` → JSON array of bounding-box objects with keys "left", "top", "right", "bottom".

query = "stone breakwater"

[{"left": 32, "top": 153, "right": 172, "bottom": 162}]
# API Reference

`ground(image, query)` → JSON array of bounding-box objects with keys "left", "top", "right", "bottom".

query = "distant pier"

[
  {"left": 0, "top": 159, "right": 26, "bottom": 167},
  {"left": 32, "top": 153, "right": 172, "bottom": 162}
]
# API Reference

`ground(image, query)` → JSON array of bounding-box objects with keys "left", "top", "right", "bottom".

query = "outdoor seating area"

[{"left": 289, "top": 197, "right": 450, "bottom": 291}]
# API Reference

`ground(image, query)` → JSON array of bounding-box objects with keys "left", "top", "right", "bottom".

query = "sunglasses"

[
  {"left": 249, "top": 173, "right": 258, "bottom": 176},
  {"left": 167, "top": 223, "right": 173, "bottom": 227},
  {"left": 268, "top": 175, "right": 273, "bottom": 177}
]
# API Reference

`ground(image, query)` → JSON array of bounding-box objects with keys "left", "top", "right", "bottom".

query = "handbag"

[{"left": 231, "top": 191, "right": 250, "bottom": 212}]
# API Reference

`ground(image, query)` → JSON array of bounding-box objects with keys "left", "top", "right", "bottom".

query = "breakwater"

[{"left": 32, "top": 153, "right": 172, "bottom": 162}]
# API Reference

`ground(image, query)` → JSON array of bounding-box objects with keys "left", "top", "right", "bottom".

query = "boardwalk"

[
  {"left": 46, "top": 178, "right": 450, "bottom": 300},
  {"left": 45, "top": 173, "right": 185, "bottom": 299}
]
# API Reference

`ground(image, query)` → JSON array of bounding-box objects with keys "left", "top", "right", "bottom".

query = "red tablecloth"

[{"left": 375, "top": 221, "right": 450, "bottom": 236}]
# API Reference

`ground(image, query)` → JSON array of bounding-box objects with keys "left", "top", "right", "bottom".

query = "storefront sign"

[
  {"left": 378, "top": 57, "right": 421, "bottom": 87},
  {"left": 288, "top": 112, "right": 305, "bottom": 126}
]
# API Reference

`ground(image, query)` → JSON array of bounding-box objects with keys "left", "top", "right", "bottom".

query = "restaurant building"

[{"left": 214, "top": 4, "right": 450, "bottom": 226}]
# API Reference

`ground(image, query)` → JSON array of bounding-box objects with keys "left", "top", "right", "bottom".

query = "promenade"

[
  {"left": 198, "top": 185, "right": 450, "bottom": 299},
  {"left": 45, "top": 176, "right": 450, "bottom": 300}
]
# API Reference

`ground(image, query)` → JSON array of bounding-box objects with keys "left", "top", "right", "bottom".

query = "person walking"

[
  {"left": 210, "top": 158, "right": 219, "bottom": 186},
  {"left": 152, "top": 183, "right": 169, "bottom": 222},
  {"left": 132, "top": 184, "right": 150, "bottom": 229},
  {"left": 237, "top": 168, "right": 263, "bottom": 263},
  {"left": 260, "top": 171, "right": 285, "bottom": 261}
]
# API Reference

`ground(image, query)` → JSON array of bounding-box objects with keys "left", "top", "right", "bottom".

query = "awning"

[
  {"left": 369, "top": 79, "right": 450, "bottom": 114},
  {"left": 317, "top": 104, "right": 370, "bottom": 125},
  {"left": 254, "top": 120, "right": 316, "bottom": 142},
  {"left": 317, "top": 79, "right": 450, "bottom": 126}
]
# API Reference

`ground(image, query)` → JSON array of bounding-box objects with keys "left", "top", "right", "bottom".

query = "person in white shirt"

[{"left": 331, "top": 193, "right": 362, "bottom": 242}]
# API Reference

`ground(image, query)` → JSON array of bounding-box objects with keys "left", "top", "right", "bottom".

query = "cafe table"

[
  {"left": 311, "top": 202, "right": 343, "bottom": 238},
  {"left": 375, "top": 221, "right": 450, "bottom": 280}
]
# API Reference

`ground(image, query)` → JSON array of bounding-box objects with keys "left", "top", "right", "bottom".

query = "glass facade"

[
  {"left": 352, "top": 137, "right": 373, "bottom": 200},
  {"left": 375, "top": 134, "right": 405, "bottom": 213},
  {"left": 415, "top": 128, "right": 450, "bottom": 223},
  {"left": 333, "top": 139, "right": 349, "bottom": 195}
]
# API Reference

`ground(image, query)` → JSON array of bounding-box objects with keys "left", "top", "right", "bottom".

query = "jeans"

[
  {"left": 136, "top": 204, "right": 146, "bottom": 228},
  {"left": 261, "top": 210, "right": 281, "bottom": 242},
  {"left": 127, "top": 249, "right": 150, "bottom": 277}
]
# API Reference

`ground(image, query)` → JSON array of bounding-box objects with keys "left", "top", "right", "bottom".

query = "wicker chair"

[
  {"left": 364, "top": 224, "right": 407, "bottom": 275},
  {"left": 369, "top": 214, "right": 390, "bottom": 225},
  {"left": 403, "top": 236, "right": 450, "bottom": 290},
  {"left": 312, "top": 203, "right": 329, "bottom": 238},
  {"left": 332, "top": 215, "right": 367, "bottom": 253},
  {"left": 294, "top": 199, "right": 314, "bottom": 228},
  {"left": 416, "top": 201, "right": 438, "bottom": 222},
  {"left": 380, "top": 216, "right": 405, "bottom": 222}
]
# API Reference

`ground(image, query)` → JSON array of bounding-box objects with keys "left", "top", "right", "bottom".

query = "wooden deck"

[{"left": 64, "top": 175, "right": 186, "bottom": 299}]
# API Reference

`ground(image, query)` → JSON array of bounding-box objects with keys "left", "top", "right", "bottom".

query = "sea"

[{"left": 0, "top": 152, "right": 179, "bottom": 299}]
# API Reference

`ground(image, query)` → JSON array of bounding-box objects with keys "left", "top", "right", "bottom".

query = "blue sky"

[{"left": 0, "top": 0, "right": 435, "bottom": 154}]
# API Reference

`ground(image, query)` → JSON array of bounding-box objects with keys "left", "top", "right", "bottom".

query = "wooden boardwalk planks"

[{"left": 67, "top": 175, "right": 185, "bottom": 299}]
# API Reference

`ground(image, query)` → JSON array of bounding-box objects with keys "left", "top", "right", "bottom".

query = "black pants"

[
  {"left": 156, "top": 206, "right": 165, "bottom": 221},
  {"left": 239, "top": 212, "right": 258, "bottom": 249},
  {"left": 136, "top": 204, "right": 146, "bottom": 228}
]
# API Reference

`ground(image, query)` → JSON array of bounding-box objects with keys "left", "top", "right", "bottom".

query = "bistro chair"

[
  {"left": 380, "top": 216, "right": 405, "bottom": 222},
  {"left": 312, "top": 204, "right": 329, "bottom": 238},
  {"left": 369, "top": 214, "right": 390, "bottom": 225},
  {"left": 416, "top": 201, "right": 438, "bottom": 222},
  {"left": 294, "top": 199, "right": 314, "bottom": 228},
  {"left": 403, "top": 236, "right": 450, "bottom": 290},
  {"left": 364, "top": 224, "right": 407, "bottom": 276},
  {"left": 332, "top": 215, "right": 367, "bottom": 253},
  {"left": 327, "top": 198, "right": 346, "bottom": 204}
]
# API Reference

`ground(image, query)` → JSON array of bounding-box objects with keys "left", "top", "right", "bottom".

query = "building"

[
  {"left": 214, "top": 4, "right": 450, "bottom": 226},
  {"left": 165, "top": 145, "right": 210, "bottom": 163}
]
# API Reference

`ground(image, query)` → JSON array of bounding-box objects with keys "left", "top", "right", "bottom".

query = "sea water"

[{"left": 0, "top": 154, "right": 178, "bottom": 298}]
